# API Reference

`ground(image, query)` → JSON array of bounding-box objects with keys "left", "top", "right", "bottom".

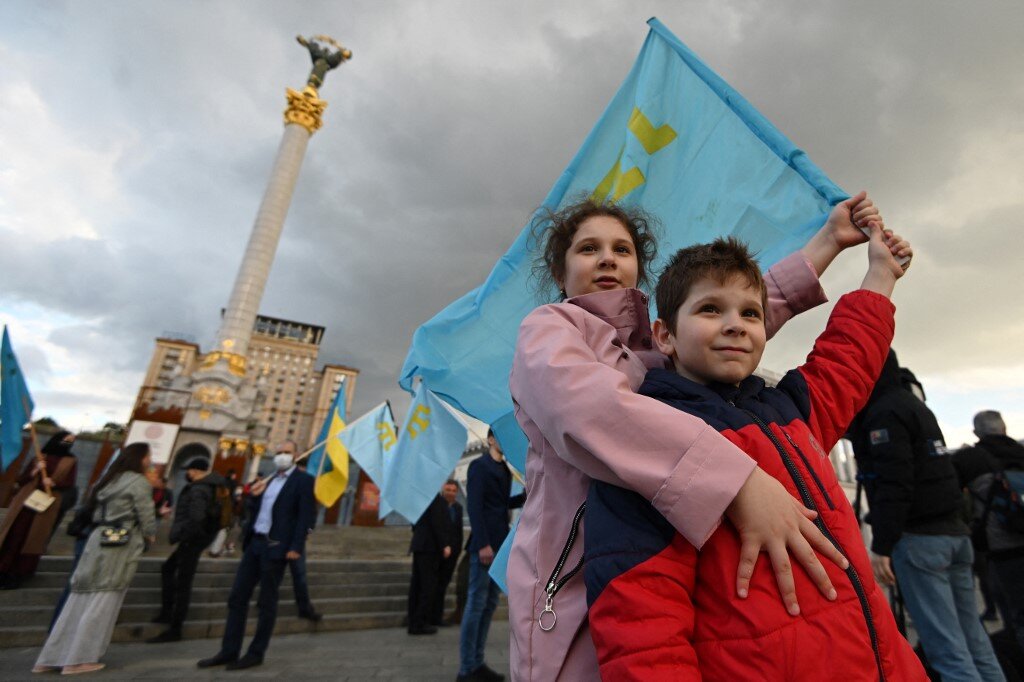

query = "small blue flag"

[
  {"left": 337, "top": 402, "right": 397, "bottom": 489},
  {"left": 399, "top": 18, "right": 846, "bottom": 473},
  {"left": 380, "top": 384, "right": 468, "bottom": 523},
  {"left": 1, "top": 326, "right": 34, "bottom": 471}
]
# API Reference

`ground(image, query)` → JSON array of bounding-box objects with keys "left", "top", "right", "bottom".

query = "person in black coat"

[
  {"left": 434, "top": 479, "right": 463, "bottom": 627},
  {"left": 197, "top": 442, "right": 316, "bottom": 671},
  {"left": 149, "top": 458, "right": 227, "bottom": 642},
  {"left": 850, "top": 350, "right": 1003, "bottom": 680},
  {"left": 407, "top": 484, "right": 456, "bottom": 635}
]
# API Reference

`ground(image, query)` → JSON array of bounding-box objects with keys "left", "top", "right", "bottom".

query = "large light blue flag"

[
  {"left": 399, "top": 18, "right": 846, "bottom": 473},
  {"left": 337, "top": 402, "right": 397, "bottom": 489},
  {"left": 1, "top": 326, "right": 34, "bottom": 471},
  {"left": 380, "top": 384, "right": 468, "bottom": 523}
]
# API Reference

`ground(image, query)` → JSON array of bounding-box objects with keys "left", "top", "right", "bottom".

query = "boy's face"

[{"left": 653, "top": 274, "right": 766, "bottom": 386}]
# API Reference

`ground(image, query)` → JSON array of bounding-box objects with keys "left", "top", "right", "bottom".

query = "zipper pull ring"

[{"left": 538, "top": 593, "right": 557, "bottom": 631}]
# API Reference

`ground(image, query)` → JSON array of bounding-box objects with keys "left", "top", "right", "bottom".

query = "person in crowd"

[
  {"left": 0, "top": 430, "right": 78, "bottom": 589},
  {"left": 290, "top": 456, "right": 321, "bottom": 622},
  {"left": 852, "top": 353, "right": 1005, "bottom": 681},
  {"left": 197, "top": 440, "right": 315, "bottom": 671},
  {"left": 408, "top": 482, "right": 455, "bottom": 635},
  {"left": 33, "top": 443, "right": 156, "bottom": 675},
  {"left": 151, "top": 475, "right": 174, "bottom": 527},
  {"left": 507, "top": 193, "right": 879, "bottom": 679},
  {"left": 207, "top": 469, "right": 240, "bottom": 557},
  {"left": 584, "top": 233, "right": 924, "bottom": 679},
  {"left": 458, "top": 430, "right": 524, "bottom": 681},
  {"left": 955, "top": 410, "right": 1024, "bottom": 651},
  {"left": 436, "top": 478, "right": 463, "bottom": 627},
  {"left": 148, "top": 458, "right": 228, "bottom": 643}
]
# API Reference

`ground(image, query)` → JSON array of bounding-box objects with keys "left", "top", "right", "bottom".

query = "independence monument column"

[{"left": 207, "top": 35, "right": 353, "bottom": 374}]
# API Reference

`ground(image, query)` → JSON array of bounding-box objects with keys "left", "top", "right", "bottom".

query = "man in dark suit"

[
  {"left": 407, "top": 483, "right": 455, "bottom": 635},
  {"left": 458, "top": 430, "right": 524, "bottom": 682},
  {"left": 434, "top": 479, "right": 463, "bottom": 627},
  {"left": 197, "top": 440, "right": 316, "bottom": 671}
]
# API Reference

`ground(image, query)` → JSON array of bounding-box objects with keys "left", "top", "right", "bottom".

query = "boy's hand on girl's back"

[{"left": 727, "top": 467, "right": 850, "bottom": 616}]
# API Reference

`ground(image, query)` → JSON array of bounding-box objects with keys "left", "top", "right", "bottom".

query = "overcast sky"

[{"left": 1, "top": 0, "right": 1022, "bottom": 449}]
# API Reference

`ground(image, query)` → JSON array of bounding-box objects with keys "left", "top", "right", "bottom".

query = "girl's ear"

[{"left": 652, "top": 318, "right": 676, "bottom": 358}]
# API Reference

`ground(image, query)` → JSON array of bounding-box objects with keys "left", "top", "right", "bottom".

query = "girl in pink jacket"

[{"left": 508, "top": 192, "right": 896, "bottom": 680}]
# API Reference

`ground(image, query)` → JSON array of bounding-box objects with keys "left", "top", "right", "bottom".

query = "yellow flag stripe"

[{"left": 314, "top": 407, "right": 349, "bottom": 507}]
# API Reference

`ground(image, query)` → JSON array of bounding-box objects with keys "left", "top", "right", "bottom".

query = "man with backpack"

[
  {"left": 956, "top": 410, "right": 1024, "bottom": 652},
  {"left": 148, "top": 457, "right": 229, "bottom": 643}
]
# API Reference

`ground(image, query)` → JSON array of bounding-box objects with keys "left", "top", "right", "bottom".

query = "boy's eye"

[
  {"left": 743, "top": 309, "right": 762, "bottom": 319},
  {"left": 699, "top": 304, "right": 718, "bottom": 314}
]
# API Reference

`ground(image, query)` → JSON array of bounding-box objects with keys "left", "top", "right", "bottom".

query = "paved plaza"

[{"left": 0, "top": 621, "right": 510, "bottom": 681}]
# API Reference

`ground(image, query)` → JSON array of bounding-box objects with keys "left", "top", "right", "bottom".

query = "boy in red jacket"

[{"left": 584, "top": 225, "right": 926, "bottom": 680}]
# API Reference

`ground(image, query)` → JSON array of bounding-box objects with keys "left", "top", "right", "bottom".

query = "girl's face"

[{"left": 557, "top": 216, "right": 638, "bottom": 298}]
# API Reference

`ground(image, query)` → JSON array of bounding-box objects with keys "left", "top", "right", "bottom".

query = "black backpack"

[{"left": 985, "top": 468, "right": 1024, "bottom": 534}]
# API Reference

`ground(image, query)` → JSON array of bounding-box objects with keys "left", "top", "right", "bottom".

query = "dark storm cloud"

[{"left": 1, "top": 0, "right": 1022, "bottom": 432}]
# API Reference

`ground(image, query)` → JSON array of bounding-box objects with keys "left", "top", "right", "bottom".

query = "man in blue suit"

[
  {"left": 458, "top": 430, "right": 524, "bottom": 682},
  {"left": 198, "top": 440, "right": 316, "bottom": 671}
]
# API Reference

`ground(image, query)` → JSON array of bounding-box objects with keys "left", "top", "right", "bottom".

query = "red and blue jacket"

[{"left": 584, "top": 291, "right": 926, "bottom": 681}]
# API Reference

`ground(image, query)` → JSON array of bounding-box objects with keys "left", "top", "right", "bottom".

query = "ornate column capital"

[{"left": 284, "top": 86, "right": 327, "bottom": 134}]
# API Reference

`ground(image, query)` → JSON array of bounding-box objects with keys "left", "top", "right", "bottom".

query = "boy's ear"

[{"left": 652, "top": 318, "right": 676, "bottom": 358}]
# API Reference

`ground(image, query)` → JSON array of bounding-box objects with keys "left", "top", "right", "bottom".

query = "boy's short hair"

[{"left": 655, "top": 237, "right": 767, "bottom": 330}]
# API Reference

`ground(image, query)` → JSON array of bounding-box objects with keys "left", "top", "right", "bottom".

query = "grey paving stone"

[{"left": 0, "top": 621, "right": 510, "bottom": 681}]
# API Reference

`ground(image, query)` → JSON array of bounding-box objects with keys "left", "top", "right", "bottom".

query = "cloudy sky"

[{"left": 1, "top": 0, "right": 1021, "bottom": 449}]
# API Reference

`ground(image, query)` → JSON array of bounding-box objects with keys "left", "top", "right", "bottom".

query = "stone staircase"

[{"left": 0, "top": 525, "right": 507, "bottom": 648}]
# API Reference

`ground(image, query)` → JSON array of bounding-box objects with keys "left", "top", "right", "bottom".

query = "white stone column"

[{"left": 214, "top": 123, "right": 311, "bottom": 359}]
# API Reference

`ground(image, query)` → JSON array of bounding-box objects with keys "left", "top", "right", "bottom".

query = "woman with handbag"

[
  {"left": 0, "top": 430, "right": 78, "bottom": 590},
  {"left": 33, "top": 442, "right": 156, "bottom": 675}
]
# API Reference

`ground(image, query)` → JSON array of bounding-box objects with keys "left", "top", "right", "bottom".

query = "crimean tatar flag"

[
  {"left": 338, "top": 402, "right": 396, "bottom": 490},
  {"left": 1, "top": 327, "right": 34, "bottom": 471},
  {"left": 379, "top": 384, "right": 467, "bottom": 523},
  {"left": 399, "top": 17, "right": 847, "bottom": 475},
  {"left": 308, "top": 381, "right": 348, "bottom": 507}
]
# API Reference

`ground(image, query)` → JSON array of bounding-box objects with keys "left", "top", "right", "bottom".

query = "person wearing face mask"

[
  {"left": 148, "top": 458, "right": 228, "bottom": 643},
  {"left": 197, "top": 440, "right": 315, "bottom": 671}
]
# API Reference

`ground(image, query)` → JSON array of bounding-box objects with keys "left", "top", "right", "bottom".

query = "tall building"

[{"left": 138, "top": 315, "right": 358, "bottom": 468}]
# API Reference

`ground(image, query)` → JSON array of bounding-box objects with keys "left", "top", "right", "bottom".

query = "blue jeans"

[
  {"left": 892, "top": 533, "right": 1005, "bottom": 682},
  {"left": 458, "top": 552, "right": 500, "bottom": 675}
]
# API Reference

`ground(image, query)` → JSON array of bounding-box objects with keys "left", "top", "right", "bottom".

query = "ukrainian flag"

[{"left": 308, "top": 384, "right": 348, "bottom": 507}]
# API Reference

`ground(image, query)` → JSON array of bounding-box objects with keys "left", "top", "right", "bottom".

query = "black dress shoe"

[
  {"left": 298, "top": 610, "right": 323, "bottom": 622},
  {"left": 225, "top": 653, "right": 264, "bottom": 670},
  {"left": 473, "top": 663, "right": 506, "bottom": 681},
  {"left": 150, "top": 612, "right": 171, "bottom": 624},
  {"left": 146, "top": 629, "right": 182, "bottom": 643},
  {"left": 408, "top": 624, "right": 438, "bottom": 635},
  {"left": 197, "top": 652, "right": 237, "bottom": 668}
]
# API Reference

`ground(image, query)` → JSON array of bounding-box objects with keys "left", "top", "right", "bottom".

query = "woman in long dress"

[
  {"left": 0, "top": 430, "right": 78, "bottom": 589},
  {"left": 33, "top": 443, "right": 156, "bottom": 675}
]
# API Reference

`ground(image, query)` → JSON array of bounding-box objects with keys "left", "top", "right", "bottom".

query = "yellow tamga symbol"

[
  {"left": 592, "top": 107, "right": 678, "bottom": 203},
  {"left": 377, "top": 422, "right": 397, "bottom": 451},
  {"left": 407, "top": 405, "right": 432, "bottom": 440}
]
